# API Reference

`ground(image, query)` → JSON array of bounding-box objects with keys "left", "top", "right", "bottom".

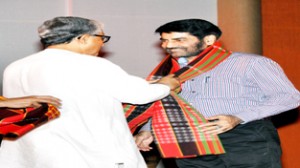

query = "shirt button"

[{"left": 192, "top": 91, "right": 196, "bottom": 93}]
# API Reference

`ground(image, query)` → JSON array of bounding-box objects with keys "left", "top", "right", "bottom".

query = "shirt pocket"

[{"left": 201, "top": 74, "right": 243, "bottom": 98}]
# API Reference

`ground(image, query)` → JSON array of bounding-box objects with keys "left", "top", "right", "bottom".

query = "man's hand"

[
  {"left": 0, "top": 96, "right": 61, "bottom": 108},
  {"left": 134, "top": 131, "right": 154, "bottom": 151},
  {"left": 198, "top": 115, "right": 242, "bottom": 135},
  {"left": 156, "top": 74, "right": 180, "bottom": 91}
]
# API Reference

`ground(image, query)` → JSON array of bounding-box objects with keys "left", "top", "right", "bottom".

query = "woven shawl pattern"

[
  {"left": 125, "top": 43, "right": 231, "bottom": 158},
  {"left": 0, "top": 96, "right": 60, "bottom": 145}
]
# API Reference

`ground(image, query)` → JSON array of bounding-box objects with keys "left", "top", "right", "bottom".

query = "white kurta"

[{"left": 1, "top": 49, "right": 170, "bottom": 168}]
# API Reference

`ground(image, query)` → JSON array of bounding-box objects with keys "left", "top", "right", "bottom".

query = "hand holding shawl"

[{"left": 0, "top": 97, "right": 60, "bottom": 145}]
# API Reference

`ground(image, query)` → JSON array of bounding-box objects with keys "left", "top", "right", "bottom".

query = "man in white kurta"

[{"left": 0, "top": 16, "right": 179, "bottom": 168}]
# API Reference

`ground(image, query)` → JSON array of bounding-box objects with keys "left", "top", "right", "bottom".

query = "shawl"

[
  {"left": 0, "top": 96, "right": 60, "bottom": 145},
  {"left": 124, "top": 42, "right": 232, "bottom": 158}
]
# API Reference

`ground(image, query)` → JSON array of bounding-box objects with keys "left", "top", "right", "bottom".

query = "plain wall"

[{"left": 0, "top": 0, "right": 218, "bottom": 95}]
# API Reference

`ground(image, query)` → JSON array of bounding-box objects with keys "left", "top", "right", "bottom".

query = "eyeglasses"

[{"left": 92, "top": 34, "right": 111, "bottom": 43}]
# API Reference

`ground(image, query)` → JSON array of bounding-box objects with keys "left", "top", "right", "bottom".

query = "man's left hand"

[{"left": 198, "top": 115, "right": 242, "bottom": 135}]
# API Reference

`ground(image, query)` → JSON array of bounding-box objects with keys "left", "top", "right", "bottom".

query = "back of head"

[
  {"left": 155, "top": 19, "right": 222, "bottom": 40},
  {"left": 38, "top": 16, "right": 103, "bottom": 47}
]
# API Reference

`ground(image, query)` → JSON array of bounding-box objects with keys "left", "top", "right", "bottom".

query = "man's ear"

[
  {"left": 203, "top": 35, "right": 217, "bottom": 45},
  {"left": 76, "top": 34, "right": 89, "bottom": 44}
]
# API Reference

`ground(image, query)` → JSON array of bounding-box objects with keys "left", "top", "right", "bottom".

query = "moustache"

[{"left": 166, "top": 47, "right": 186, "bottom": 51}]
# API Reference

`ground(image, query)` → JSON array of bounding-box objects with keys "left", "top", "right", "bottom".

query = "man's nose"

[{"left": 163, "top": 41, "right": 177, "bottom": 48}]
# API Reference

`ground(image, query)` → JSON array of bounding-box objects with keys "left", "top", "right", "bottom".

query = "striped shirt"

[
  {"left": 179, "top": 52, "right": 300, "bottom": 123},
  {"left": 141, "top": 52, "right": 300, "bottom": 131}
]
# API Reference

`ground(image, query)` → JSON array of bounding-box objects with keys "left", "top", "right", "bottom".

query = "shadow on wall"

[
  {"left": 271, "top": 108, "right": 299, "bottom": 128},
  {"left": 98, "top": 48, "right": 112, "bottom": 58}
]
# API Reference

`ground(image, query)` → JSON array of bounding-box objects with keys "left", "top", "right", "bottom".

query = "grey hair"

[{"left": 38, "top": 16, "right": 103, "bottom": 47}]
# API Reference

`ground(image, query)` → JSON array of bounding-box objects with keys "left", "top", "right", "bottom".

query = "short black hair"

[{"left": 155, "top": 19, "right": 222, "bottom": 40}]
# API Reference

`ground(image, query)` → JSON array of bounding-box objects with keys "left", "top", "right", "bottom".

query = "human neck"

[{"left": 47, "top": 43, "right": 82, "bottom": 54}]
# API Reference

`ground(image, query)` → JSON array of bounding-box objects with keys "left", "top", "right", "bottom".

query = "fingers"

[
  {"left": 33, "top": 96, "right": 62, "bottom": 108},
  {"left": 199, "top": 115, "right": 242, "bottom": 135},
  {"left": 134, "top": 131, "right": 153, "bottom": 151},
  {"left": 198, "top": 124, "right": 224, "bottom": 135},
  {"left": 156, "top": 74, "right": 181, "bottom": 91},
  {"left": 3, "top": 95, "right": 62, "bottom": 108},
  {"left": 30, "top": 101, "right": 43, "bottom": 108},
  {"left": 138, "top": 144, "right": 153, "bottom": 151},
  {"left": 198, "top": 121, "right": 223, "bottom": 135},
  {"left": 148, "top": 79, "right": 160, "bottom": 84},
  {"left": 149, "top": 74, "right": 181, "bottom": 91},
  {"left": 134, "top": 135, "right": 144, "bottom": 147}
]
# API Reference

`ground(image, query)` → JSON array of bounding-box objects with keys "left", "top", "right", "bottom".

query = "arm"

[
  {"left": 236, "top": 57, "right": 300, "bottom": 122},
  {"left": 199, "top": 57, "right": 300, "bottom": 135},
  {"left": 0, "top": 96, "right": 61, "bottom": 108},
  {"left": 96, "top": 61, "right": 180, "bottom": 104}
]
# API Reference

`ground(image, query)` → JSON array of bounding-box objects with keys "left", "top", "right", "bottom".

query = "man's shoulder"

[
  {"left": 5, "top": 55, "right": 32, "bottom": 69},
  {"left": 229, "top": 52, "right": 273, "bottom": 62},
  {"left": 231, "top": 52, "right": 262, "bottom": 58},
  {"left": 226, "top": 52, "right": 280, "bottom": 70}
]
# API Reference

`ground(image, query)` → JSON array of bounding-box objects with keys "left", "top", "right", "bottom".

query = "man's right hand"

[
  {"left": 156, "top": 74, "right": 180, "bottom": 91},
  {"left": 134, "top": 131, "right": 154, "bottom": 151}
]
